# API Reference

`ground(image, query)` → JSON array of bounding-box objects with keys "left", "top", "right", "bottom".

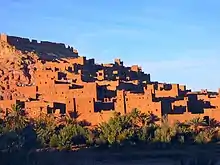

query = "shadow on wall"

[
  {"left": 6, "top": 35, "right": 78, "bottom": 60},
  {"left": 95, "top": 102, "right": 115, "bottom": 112}
]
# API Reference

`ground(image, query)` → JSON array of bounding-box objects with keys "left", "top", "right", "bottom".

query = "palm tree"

[
  {"left": 143, "top": 113, "right": 160, "bottom": 127},
  {"left": 129, "top": 108, "right": 142, "bottom": 127},
  {"left": 154, "top": 115, "right": 177, "bottom": 144},
  {"left": 129, "top": 108, "right": 159, "bottom": 127},
  {"left": 187, "top": 117, "right": 205, "bottom": 134},
  {"left": 208, "top": 118, "right": 220, "bottom": 129},
  {"left": 5, "top": 104, "right": 28, "bottom": 132},
  {"left": 69, "top": 110, "right": 81, "bottom": 123},
  {"left": 34, "top": 114, "right": 57, "bottom": 146}
]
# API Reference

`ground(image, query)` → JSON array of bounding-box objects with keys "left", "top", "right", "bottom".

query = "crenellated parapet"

[
  {"left": 0, "top": 33, "right": 78, "bottom": 60},
  {"left": 0, "top": 33, "right": 7, "bottom": 42}
]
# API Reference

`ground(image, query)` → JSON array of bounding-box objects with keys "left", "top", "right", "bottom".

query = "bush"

[
  {"left": 194, "top": 129, "right": 215, "bottom": 144},
  {"left": 49, "top": 124, "right": 88, "bottom": 150},
  {"left": 34, "top": 115, "right": 56, "bottom": 147},
  {"left": 97, "top": 112, "right": 135, "bottom": 145}
]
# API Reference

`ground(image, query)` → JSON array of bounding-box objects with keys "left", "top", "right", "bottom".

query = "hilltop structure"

[{"left": 0, "top": 33, "right": 220, "bottom": 125}]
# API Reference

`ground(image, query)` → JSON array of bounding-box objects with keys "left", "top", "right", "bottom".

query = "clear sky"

[{"left": 0, "top": 0, "right": 220, "bottom": 91}]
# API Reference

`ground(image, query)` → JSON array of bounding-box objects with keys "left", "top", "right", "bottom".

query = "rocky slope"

[{"left": 0, "top": 40, "right": 38, "bottom": 99}]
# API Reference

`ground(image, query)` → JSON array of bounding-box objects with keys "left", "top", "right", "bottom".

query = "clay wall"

[
  {"left": 131, "top": 65, "right": 139, "bottom": 72},
  {"left": 67, "top": 56, "right": 86, "bottom": 65},
  {"left": 144, "top": 84, "right": 156, "bottom": 94},
  {"left": 5, "top": 35, "right": 78, "bottom": 59},
  {"left": 14, "top": 86, "right": 37, "bottom": 99},
  {"left": 155, "top": 83, "right": 179, "bottom": 98},
  {"left": 96, "top": 80, "right": 119, "bottom": 90},
  {"left": 197, "top": 94, "right": 219, "bottom": 108},
  {"left": 35, "top": 70, "right": 57, "bottom": 86},
  {"left": 69, "top": 82, "right": 97, "bottom": 100},
  {"left": 66, "top": 73, "right": 82, "bottom": 83},
  {"left": 124, "top": 91, "right": 162, "bottom": 117},
  {"left": 203, "top": 108, "right": 220, "bottom": 121},
  {"left": 0, "top": 33, "right": 7, "bottom": 42},
  {"left": 43, "top": 61, "right": 72, "bottom": 72},
  {"left": 168, "top": 109, "right": 220, "bottom": 124},
  {"left": 97, "top": 70, "right": 105, "bottom": 81},
  {"left": 179, "top": 85, "right": 186, "bottom": 91},
  {"left": 78, "top": 111, "right": 113, "bottom": 125},
  {"left": 0, "top": 100, "right": 18, "bottom": 115},
  {"left": 117, "top": 81, "right": 143, "bottom": 92},
  {"left": 95, "top": 101, "right": 115, "bottom": 112},
  {"left": 25, "top": 101, "right": 53, "bottom": 118},
  {"left": 114, "top": 58, "right": 123, "bottom": 66},
  {"left": 171, "top": 98, "right": 188, "bottom": 114},
  {"left": 102, "top": 63, "right": 114, "bottom": 67},
  {"left": 75, "top": 97, "right": 95, "bottom": 114},
  {"left": 167, "top": 112, "right": 199, "bottom": 124},
  {"left": 124, "top": 93, "right": 151, "bottom": 113},
  {"left": 115, "top": 90, "right": 126, "bottom": 114}
]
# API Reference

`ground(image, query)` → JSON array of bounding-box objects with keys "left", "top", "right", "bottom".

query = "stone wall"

[{"left": 0, "top": 34, "right": 78, "bottom": 60}]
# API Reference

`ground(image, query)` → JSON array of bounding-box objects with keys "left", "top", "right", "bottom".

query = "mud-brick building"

[{"left": 0, "top": 33, "right": 220, "bottom": 125}]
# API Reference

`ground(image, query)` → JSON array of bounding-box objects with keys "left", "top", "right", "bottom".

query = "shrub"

[
  {"left": 194, "top": 129, "right": 215, "bottom": 144},
  {"left": 97, "top": 112, "right": 135, "bottom": 145},
  {"left": 154, "top": 116, "right": 177, "bottom": 144},
  {"left": 49, "top": 124, "right": 88, "bottom": 150},
  {"left": 34, "top": 115, "right": 56, "bottom": 147}
]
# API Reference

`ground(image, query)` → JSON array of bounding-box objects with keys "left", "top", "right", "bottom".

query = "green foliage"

[
  {"left": 187, "top": 117, "right": 205, "bottom": 133},
  {"left": 0, "top": 104, "right": 36, "bottom": 152},
  {"left": 194, "top": 128, "right": 216, "bottom": 144},
  {"left": 97, "top": 112, "right": 135, "bottom": 145},
  {"left": 34, "top": 114, "right": 56, "bottom": 147},
  {"left": 154, "top": 116, "right": 177, "bottom": 143},
  {"left": 4, "top": 104, "right": 29, "bottom": 132},
  {"left": 49, "top": 124, "right": 88, "bottom": 150},
  {"left": 2, "top": 105, "right": 220, "bottom": 154}
]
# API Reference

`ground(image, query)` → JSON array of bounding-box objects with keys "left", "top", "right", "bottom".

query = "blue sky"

[{"left": 0, "top": 0, "right": 220, "bottom": 91}]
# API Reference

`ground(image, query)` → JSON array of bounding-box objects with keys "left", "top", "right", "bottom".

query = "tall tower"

[{"left": 0, "top": 33, "right": 7, "bottom": 42}]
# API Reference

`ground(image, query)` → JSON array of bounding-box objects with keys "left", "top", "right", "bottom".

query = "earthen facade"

[{"left": 0, "top": 33, "right": 220, "bottom": 125}]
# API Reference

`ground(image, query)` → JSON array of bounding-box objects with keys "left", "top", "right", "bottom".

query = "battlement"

[
  {"left": 0, "top": 33, "right": 7, "bottom": 42},
  {"left": 0, "top": 33, "right": 79, "bottom": 60}
]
